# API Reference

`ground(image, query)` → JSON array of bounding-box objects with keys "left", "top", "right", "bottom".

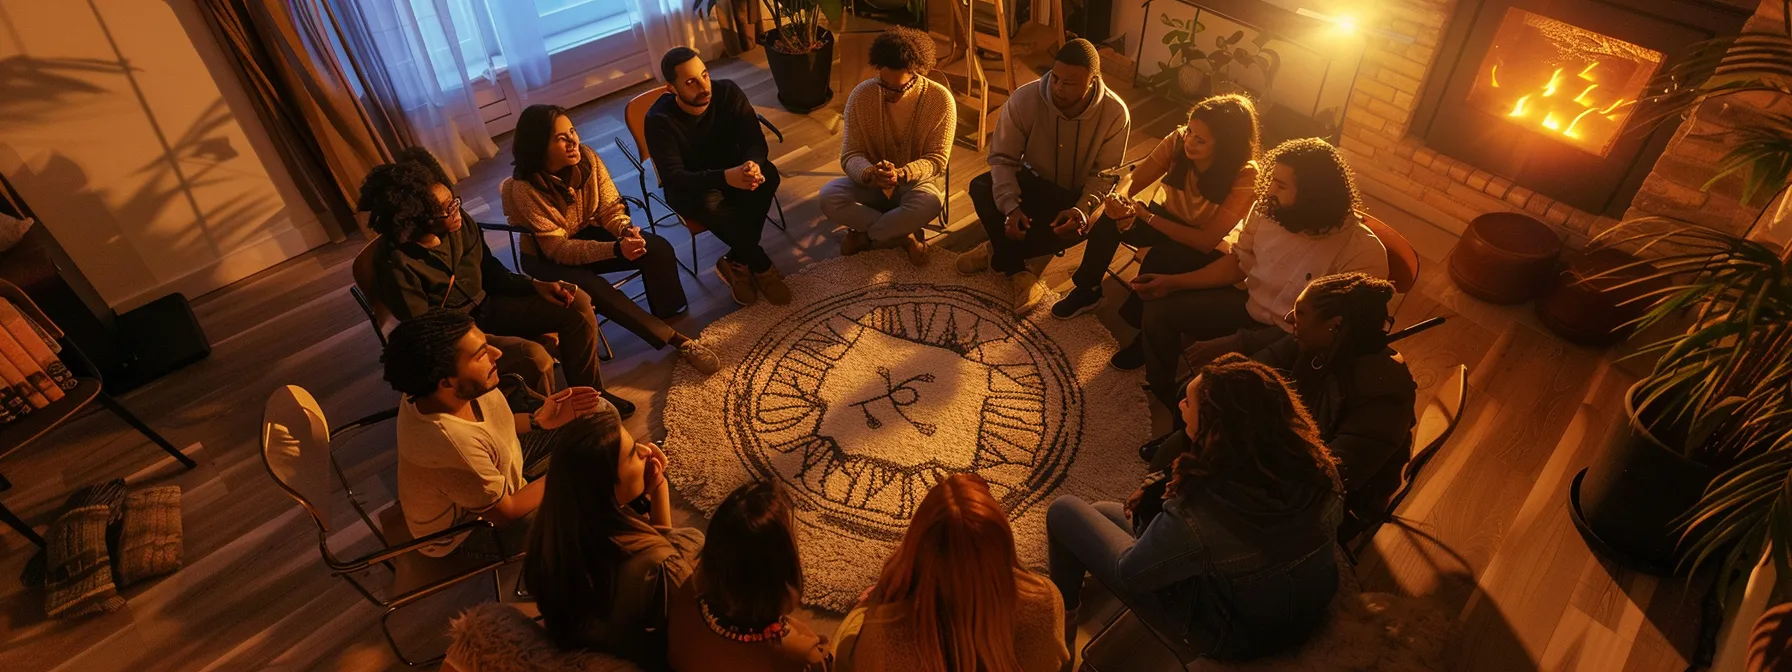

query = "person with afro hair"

[
  {"left": 359, "top": 146, "right": 636, "bottom": 417},
  {"left": 821, "top": 27, "right": 955, "bottom": 266}
]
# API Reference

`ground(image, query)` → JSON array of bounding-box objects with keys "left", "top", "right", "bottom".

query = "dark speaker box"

[{"left": 114, "top": 293, "right": 209, "bottom": 391}]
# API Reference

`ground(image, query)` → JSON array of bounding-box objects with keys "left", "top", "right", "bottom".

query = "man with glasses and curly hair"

[
  {"left": 1135, "top": 138, "right": 1388, "bottom": 426},
  {"left": 821, "top": 27, "right": 955, "bottom": 266},
  {"left": 359, "top": 147, "right": 635, "bottom": 418}
]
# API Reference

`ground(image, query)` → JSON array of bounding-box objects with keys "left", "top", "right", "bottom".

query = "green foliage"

[{"left": 691, "top": 0, "right": 839, "bottom": 53}]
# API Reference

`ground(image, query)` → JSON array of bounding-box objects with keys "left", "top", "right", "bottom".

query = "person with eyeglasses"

[
  {"left": 820, "top": 27, "right": 954, "bottom": 267},
  {"left": 961, "top": 38, "right": 1130, "bottom": 313},
  {"left": 359, "top": 147, "right": 635, "bottom": 418}
]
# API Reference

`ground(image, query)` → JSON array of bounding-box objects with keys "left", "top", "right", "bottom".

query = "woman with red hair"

[{"left": 833, "top": 474, "right": 1068, "bottom": 672}]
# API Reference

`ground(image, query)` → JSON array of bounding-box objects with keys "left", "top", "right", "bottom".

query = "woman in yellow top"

[{"left": 1049, "top": 94, "right": 1262, "bottom": 370}]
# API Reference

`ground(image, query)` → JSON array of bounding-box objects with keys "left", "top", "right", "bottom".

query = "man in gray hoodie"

[{"left": 959, "top": 38, "right": 1131, "bottom": 312}]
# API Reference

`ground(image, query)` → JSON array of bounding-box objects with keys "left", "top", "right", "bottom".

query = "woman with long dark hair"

[
  {"left": 667, "top": 480, "right": 832, "bottom": 671},
  {"left": 524, "top": 402, "right": 702, "bottom": 663},
  {"left": 1047, "top": 354, "right": 1342, "bottom": 663},
  {"left": 501, "top": 104, "right": 719, "bottom": 375},
  {"left": 834, "top": 474, "right": 1068, "bottom": 672},
  {"left": 1049, "top": 94, "right": 1262, "bottom": 370}
]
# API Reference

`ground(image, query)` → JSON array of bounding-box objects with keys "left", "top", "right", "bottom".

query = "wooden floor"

[{"left": 0, "top": 51, "right": 1703, "bottom": 671}]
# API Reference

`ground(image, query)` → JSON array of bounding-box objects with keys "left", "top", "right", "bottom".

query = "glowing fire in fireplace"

[{"left": 1467, "top": 9, "right": 1664, "bottom": 157}]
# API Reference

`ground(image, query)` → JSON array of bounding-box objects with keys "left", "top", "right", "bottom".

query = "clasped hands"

[
  {"left": 724, "top": 160, "right": 767, "bottom": 191},
  {"left": 1002, "top": 206, "right": 1090, "bottom": 241},
  {"left": 1102, "top": 192, "right": 1154, "bottom": 228},
  {"left": 864, "top": 160, "right": 907, "bottom": 196}
]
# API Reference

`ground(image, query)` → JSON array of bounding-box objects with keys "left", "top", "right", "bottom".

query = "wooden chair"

[
  {"left": 0, "top": 280, "right": 195, "bottom": 547},
  {"left": 613, "top": 87, "right": 788, "bottom": 278},
  {"left": 477, "top": 221, "right": 643, "bottom": 362},
  {"left": 261, "top": 385, "right": 521, "bottom": 666},
  {"left": 1346, "top": 363, "right": 1469, "bottom": 561}
]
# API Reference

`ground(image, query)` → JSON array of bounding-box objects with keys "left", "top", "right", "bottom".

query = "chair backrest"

[
  {"left": 261, "top": 384, "right": 335, "bottom": 532},
  {"left": 351, "top": 236, "right": 394, "bottom": 338},
  {"left": 1406, "top": 363, "right": 1468, "bottom": 482},
  {"left": 624, "top": 87, "right": 671, "bottom": 168},
  {"left": 1359, "top": 211, "right": 1420, "bottom": 295}
]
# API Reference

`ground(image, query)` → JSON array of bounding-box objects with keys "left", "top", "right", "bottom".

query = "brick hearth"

[{"left": 1339, "top": 0, "right": 1784, "bottom": 248}]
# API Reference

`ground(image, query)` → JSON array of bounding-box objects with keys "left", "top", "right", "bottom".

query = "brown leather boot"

[
  {"left": 714, "top": 257, "right": 757, "bottom": 306},
  {"left": 753, "top": 266, "right": 792, "bottom": 305}
]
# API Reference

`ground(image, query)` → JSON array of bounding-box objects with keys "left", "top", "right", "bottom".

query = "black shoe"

[
  {"left": 602, "top": 390, "right": 636, "bottom": 419},
  {"left": 1109, "top": 338, "right": 1145, "bottom": 371},
  {"left": 1051, "top": 285, "right": 1102, "bottom": 319},
  {"left": 1139, "top": 432, "right": 1172, "bottom": 463}
]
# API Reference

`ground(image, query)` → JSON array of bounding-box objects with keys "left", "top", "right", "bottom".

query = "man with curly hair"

[
  {"left": 359, "top": 147, "right": 635, "bottom": 418},
  {"left": 821, "top": 27, "right": 954, "bottom": 265},
  {"left": 1135, "top": 138, "right": 1388, "bottom": 422}
]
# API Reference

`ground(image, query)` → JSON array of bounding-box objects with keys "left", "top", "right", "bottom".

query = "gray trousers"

[{"left": 820, "top": 177, "right": 942, "bottom": 241}]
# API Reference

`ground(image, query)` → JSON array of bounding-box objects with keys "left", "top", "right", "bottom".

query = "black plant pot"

[
  {"left": 1569, "top": 381, "right": 1715, "bottom": 575},
  {"left": 760, "top": 27, "right": 834, "bottom": 113}
]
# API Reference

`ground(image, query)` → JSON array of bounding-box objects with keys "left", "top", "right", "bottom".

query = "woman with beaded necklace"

[{"left": 667, "top": 480, "right": 831, "bottom": 671}]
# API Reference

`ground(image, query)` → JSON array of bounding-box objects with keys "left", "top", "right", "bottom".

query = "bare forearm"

[
  {"left": 1173, "top": 254, "right": 1245, "bottom": 290},
  {"left": 648, "top": 479, "right": 672, "bottom": 527},
  {"left": 485, "top": 477, "right": 546, "bottom": 526}
]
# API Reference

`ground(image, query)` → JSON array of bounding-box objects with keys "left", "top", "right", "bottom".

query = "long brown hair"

[
  {"left": 523, "top": 409, "right": 636, "bottom": 650},
  {"left": 864, "top": 473, "right": 1042, "bottom": 672},
  {"left": 1166, "top": 94, "right": 1261, "bottom": 204},
  {"left": 698, "top": 480, "right": 804, "bottom": 627},
  {"left": 1170, "top": 353, "right": 1340, "bottom": 508},
  {"left": 511, "top": 103, "right": 590, "bottom": 211}
]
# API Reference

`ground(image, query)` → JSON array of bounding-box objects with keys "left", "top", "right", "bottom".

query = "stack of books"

[{"left": 0, "top": 300, "right": 78, "bottom": 425}]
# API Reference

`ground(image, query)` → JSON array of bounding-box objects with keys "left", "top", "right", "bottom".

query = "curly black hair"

[
  {"left": 381, "top": 309, "right": 475, "bottom": 400},
  {"left": 1302, "top": 272, "right": 1396, "bottom": 360},
  {"left": 1256, "top": 137, "right": 1363, "bottom": 236},
  {"left": 358, "top": 146, "right": 453, "bottom": 243},
  {"left": 868, "top": 27, "right": 936, "bottom": 74}
]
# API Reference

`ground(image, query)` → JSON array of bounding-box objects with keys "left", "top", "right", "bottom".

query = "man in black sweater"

[{"left": 645, "top": 47, "right": 790, "bottom": 307}]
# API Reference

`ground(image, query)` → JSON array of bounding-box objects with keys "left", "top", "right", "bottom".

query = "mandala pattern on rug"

[{"left": 666, "top": 251, "right": 1151, "bottom": 610}]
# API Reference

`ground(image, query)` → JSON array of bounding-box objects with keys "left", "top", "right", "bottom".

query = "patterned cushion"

[
  {"left": 115, "top": 486, "right": 182, "bottom": 587},
  {"left": 43, "top": 505, "right": 124, "bottom": 619}
]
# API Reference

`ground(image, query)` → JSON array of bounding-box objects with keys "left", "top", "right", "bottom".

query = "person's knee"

[
  {"left": 819, "top": 179, "right": 856, "bottom": 215},
  {"left": 1047, "top": 495, "right": 1089, "bottom": 532},
  {"left": 969, "top": 172, "right": 995, "bottom": 203},
  {"left": 699, "top": 190, "right": 728, "bottom": 217},
  {"left": 643, "top": 232, "right": 673, "bottom": 256},
  {"left": 906, "top": 190, "right": 943, "bottom": 216},
  {"left": 508, "top": 340, "right": 555, "bottom": 378}
]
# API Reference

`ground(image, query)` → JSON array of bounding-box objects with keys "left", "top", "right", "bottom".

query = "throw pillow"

[
  {"left": 115, "top": 486, "right": 182, "bottom": 587},
  {"left": 44, "top": 504, "right": 125, "bottom": 619}
]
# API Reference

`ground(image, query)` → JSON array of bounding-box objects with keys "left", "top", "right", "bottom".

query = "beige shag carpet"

[{"left": 665, "top": 250, "right": 1153, "bottom": 610}]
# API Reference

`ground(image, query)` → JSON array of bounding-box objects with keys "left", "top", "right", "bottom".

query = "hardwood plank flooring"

[{"left": 0, "top": 50, "right": 1702, "bottom": 670}]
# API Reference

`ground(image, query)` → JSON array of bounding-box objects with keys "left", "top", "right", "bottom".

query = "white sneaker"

[
  {"left": 956, "top": 241, "right": 992, "bottom": 275},
  {"left": 677, "top": 339, "right": 721, "bottom": 375},
  {"left": 1010, "top": 271, "right": 1046, "bottom": 313}
]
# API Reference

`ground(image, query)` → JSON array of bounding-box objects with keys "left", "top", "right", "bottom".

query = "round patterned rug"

[{"left": 665, "top": 249, "right": 1152, "bottom": 610}]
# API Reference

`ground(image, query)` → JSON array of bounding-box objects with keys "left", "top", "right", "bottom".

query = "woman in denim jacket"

[{"left": 1047, "top": 353, "right": 1343, "bottom": 664}]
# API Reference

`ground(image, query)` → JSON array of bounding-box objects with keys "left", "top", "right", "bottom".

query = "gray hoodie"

[{"left": 987, "top": 71, "right": 1131, "bottom": 219}]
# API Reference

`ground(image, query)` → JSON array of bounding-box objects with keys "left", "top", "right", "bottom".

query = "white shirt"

[
  {"left": 1228, "top": 207, "right": 1391, "bottom": 328},
  {"left": 396, "top": 388, "right": 523, "bottom": 556}
]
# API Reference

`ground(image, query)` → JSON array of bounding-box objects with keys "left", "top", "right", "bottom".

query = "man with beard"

[
  {"left": 961, "top": 38, "right": 1130, "bottom": 312},
  {"left": 1135, "top": 137, "right": 1388, "bottom": 423},
  {"left": 645, "top": 47, "right": 790, "bottom": 307},
  {"left": 385, "top": 310, "right": 605, "bottom": 560},
  {"left": 360, "top": 148, "right": 635, "bottom": 417}
]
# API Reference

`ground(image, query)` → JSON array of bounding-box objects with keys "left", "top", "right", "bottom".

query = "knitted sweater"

[
  {"left": 832, "top": 569, "right": 1068, "bottom": 672},
  {"left": 839, "top": 76, "right": 955, "bottom": 199},
  {"left": 500, "top": 144, "right": 631, "bottom": 265}
]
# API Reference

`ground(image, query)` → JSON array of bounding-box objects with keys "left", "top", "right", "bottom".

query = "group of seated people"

[{"left": 357, "top": 27, "right": 1426, "bottom": 671}]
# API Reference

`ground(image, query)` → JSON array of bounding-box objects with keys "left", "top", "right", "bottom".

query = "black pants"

[
  {"left": 522, "top": 229, "right": 686, "bottom": 350},
  {"left": 1073, "top": 206, "right": 1223, "bottom": 329},
  {"left": 474, "top": 288, "right": 603, "bottom": 393},
  {"left": 968, "top": 170, "right": 1084, "bottom": 275},
  {"left": 668, "top": 161, "right": 781, "bottom": 273}
]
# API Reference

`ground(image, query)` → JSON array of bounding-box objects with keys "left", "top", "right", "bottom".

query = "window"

[
  {"left": 535, "top": 0, "right": 634, "bottom": 53},
  {"left": 406, "top": 0, "right": 637, "bottom": 86}
]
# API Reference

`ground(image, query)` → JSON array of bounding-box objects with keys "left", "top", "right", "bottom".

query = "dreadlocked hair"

[
  {"left": 359, "top": 147, "right": 453, "bottom": 242},
  {"left": 1256, "top": 138, "right": 1362, "bottom": 235},
  {"left": 1169, "top": 353, "right": 1339, "bottom": 503},
  {"left": 1305, "top": 272, "right": 1396, "bottom": 360},
  {"left": 381, "top": 309, "right": 475, "bottom": 400}
]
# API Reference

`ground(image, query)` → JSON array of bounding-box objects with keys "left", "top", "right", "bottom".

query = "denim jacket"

[{"left": 1121, "top": 491, "right": 1342, "bottom": 660}]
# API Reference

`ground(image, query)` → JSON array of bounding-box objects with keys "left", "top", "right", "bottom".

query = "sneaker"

[
  {"left": 754, "top": 266, "right": 792, "bottom": 305},
  {"left": 841, "top": 230, "right": 872, "bottom": 256},
  {"left": 1009, "top": 271, "right": 1046, "bottom": 313},
  {"left": 1138, "top": 431, "right": 1172, "bottom": 463},
  {"left": 676, "top": 339, "right": 721, "bottom": 375},
  {"left": 602, "top": 390, "right": 637, "bottom": 419},
  {"left": 956, "top": 241, "right": 992, "bottom": 275},
  {"left": 1109, "top": 337, "right": 1145, "bottom": 371},
  {"left": 714, "top": 257, "right": 757, "bottom": 306},
  {"left": 902, "top": 234, "right": 930, "bottom": 267},
  {"left": 1051, "top": 285, "right": 1102, "bottom": 319}
]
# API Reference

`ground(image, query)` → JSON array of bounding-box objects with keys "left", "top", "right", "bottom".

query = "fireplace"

[{"left": 1410, "top": 0, "right": 1750, "bottom": 217}]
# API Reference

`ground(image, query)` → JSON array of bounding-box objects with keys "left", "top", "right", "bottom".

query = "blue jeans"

[{"left": 1046, "top": 496, "right": 1199, "bottom": 657}]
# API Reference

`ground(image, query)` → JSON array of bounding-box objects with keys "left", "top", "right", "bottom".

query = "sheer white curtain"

[
  {"left": 629, "top": 0, "right": 722, "bottom": 80},
  {"left": 475, "top": 0, "right": 553, "bottom": 90},
  {"left": 353, "top": 0, "right": 497, "bottom": 179}
]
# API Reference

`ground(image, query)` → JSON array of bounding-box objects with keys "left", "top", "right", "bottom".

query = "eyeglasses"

[{"left": 430, "top": 196, "right": 463, "bottom": 221}]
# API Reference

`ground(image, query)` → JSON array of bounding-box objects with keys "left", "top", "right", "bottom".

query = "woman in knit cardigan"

[
  {"left": 819, "top": 27, "right": 955, "bottom": 266},
  {"left": 502, "top": 104, "right": 719, "bottom": 374}
]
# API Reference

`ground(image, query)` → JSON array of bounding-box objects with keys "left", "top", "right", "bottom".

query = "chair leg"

[
  {"left": 381, "top": 605, "right": 446, "bottom": 667},
  {"left": 688, "top": 229, "right": 701, "bottom": 279},
  {"left": 99, "top": 393, "right": 196, "bottom": 469},
  {"left": 767, "top": 194, "right": 788, "bottom": 231},
  {"left": 0, "top": 498, "right": 45, "bottom": 547},
  {"left": 596, "top": 322, "right": 615, "bottom": 361},
  {"left": 1079, "top": 606, "right": 1133, "bottom": 672}
]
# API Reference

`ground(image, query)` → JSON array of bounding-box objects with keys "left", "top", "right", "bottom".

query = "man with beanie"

[{"left": 960, "top": 38, "right": 1130, "bottom": 312}]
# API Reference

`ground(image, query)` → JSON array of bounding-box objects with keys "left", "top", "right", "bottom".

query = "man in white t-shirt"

[
  {"left": 1132, "top": 138, "right": 1389, "bottom": 425},
  {"left": 383, "top": 309, "right": 604, "bottom": 558}
]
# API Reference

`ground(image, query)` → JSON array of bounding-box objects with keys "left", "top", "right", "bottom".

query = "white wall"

[{"left": 0, "top": 0, "right": 329, "bottom": 312}]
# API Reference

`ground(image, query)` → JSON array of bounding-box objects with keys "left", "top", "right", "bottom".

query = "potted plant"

[
  {"left": 1571, "top": 1, "right": 1792, "bottom": 581},
  {"left": 694, "top": 0, "right": 841, "bottom": 112}
]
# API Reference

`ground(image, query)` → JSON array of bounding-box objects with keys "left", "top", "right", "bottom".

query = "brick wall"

[{"left": 1338, "top": 0, "right": 1780, "bottom": 249}]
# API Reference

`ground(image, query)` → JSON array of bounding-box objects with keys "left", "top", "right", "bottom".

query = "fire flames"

[{"left": 1491, "top": 60, "right": 1628, "bottom": 143}]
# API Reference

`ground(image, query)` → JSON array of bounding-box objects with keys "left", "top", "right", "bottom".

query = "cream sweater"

[
  {"left": 500, "top": 144, "right": 631, "bottom": 265},
  {"left": 839, "top": 76, "right": 956, "bottom": 199}
]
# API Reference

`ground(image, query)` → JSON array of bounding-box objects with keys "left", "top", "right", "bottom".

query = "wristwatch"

[{"left": 529, "top": 412, "right": 544, "bottom": 433}]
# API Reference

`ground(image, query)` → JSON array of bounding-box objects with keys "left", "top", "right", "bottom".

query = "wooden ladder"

[{"left": 947, "top": 0, "right": 1018, "bottom": 151}]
